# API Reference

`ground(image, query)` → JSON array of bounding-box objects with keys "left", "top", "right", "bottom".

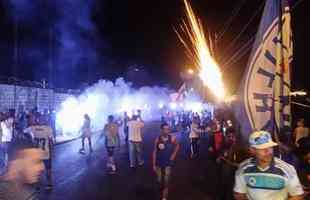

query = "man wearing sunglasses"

[{"left": 234, "top": 130, "right": 304, "bottom": 200}]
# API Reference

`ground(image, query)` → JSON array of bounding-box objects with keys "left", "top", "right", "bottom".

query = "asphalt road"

[{"left": 38, "top": 122, "right": 231, "bottom": 200}]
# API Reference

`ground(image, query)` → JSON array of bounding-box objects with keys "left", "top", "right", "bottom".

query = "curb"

[
  {"left": 54, "top": 131, "right": 102, "bottom": 146},
  {"left": 55, "top": 137, "right": 80, "bottom": 146}
]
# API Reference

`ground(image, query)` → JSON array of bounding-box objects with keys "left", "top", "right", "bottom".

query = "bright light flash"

[
  {"left": 177, "top": 0, "right": 226, "bottom": 100},
  {"left": 169, "top": 102, "right": 177, "bottom": 110},
  {"left": 185, "top": 101, "right": 203, "bottom": 113},
  {"left": 187, "top": 69, "right": 194, "bottom": 74},
  {"left": 56, "top": 97, "right": 83, "bottom": 134},
  {"left": 158, "top": 102, "right": 164, "bottom": 109}
]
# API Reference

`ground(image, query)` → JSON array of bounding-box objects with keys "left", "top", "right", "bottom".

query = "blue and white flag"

[{"left": 234, "top": 0, "right": 293, "bottom": 138}]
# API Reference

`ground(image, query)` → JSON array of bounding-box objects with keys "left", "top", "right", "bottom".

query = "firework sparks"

[{"left": 176, "top": 0, "right": 226, "bottom": 100}]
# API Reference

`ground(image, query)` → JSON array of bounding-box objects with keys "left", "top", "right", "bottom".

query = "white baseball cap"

[{"left": 249, "top": 130, "right": 278, "bottom": 149}]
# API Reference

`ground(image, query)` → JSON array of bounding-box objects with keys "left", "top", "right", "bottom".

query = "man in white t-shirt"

[
  {"left": 0, "top": 115, "right": 14, "bottom": 174},
  {"left": 24, "top": 119, "right": 54, "bottom": 190},
  {"left": 234, "top": 130, "right": 304, "bottom": 200},
  {"left": 1, "top": 116, "right": 13, "bottom": 144},
  {"left": 127, "top": 115, "right": 144, "bottom": 168}
]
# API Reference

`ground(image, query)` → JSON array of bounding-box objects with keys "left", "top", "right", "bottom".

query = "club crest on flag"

[
  {"left": 234, "top": 0, "right": 292, "bottom": 137},
  {"left": 244, "top": 20, "right": 280, "bottom": 132}
]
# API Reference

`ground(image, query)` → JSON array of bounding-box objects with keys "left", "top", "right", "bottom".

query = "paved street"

[{"left": 39, "top": 122, "right": 228, "bottom": 200}]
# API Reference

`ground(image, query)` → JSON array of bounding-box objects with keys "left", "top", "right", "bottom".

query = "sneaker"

[
  {"left": 45, "top": 184, "right": 53, "bottom": 190},
  {"left": 138, "top": 161, "right": 144, "bottom": 166},
  {"left": 79, "top": 148, "right": 85, "bottom": 154},
  {"left": 111, "top": 164, "right": 116, "bottom": 172}
]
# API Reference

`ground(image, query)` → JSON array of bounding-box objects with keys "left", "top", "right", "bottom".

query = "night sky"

[{"left": 0, "top": 0, "right": 308, "bottom": 92}]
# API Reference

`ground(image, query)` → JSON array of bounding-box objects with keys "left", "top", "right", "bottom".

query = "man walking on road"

[
  {"left": 189, "top": 116, "right": 205, "bottom": 159},
  {"left": 79, "top": 114, "right": 93, "bottom": 154},
  {"left": 234, "top": 130, "right": 304, "bottom": 200},
  {"left": 152, "top": 122, "right": 179, "bottom": 200},
  {"left": 103, "top": 115, "right": 120, "bottom": 173},
  {"left": 127, "top": 115, "right": 144, "bottom": 168}
]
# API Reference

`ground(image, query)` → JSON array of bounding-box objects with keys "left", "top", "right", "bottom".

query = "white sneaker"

[
  {"left": 111, "top": 164, "right": 116, "bottom": 172},
  {"left": 45, "top": 184, "right": 53, "bottom": 190},
  {"left": 79, "top": 149, "right": 85, "bottom": 154}
]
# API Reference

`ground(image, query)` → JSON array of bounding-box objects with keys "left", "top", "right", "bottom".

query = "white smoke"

[{"left": 56, "top": 78, "right": 172, "bottom": 135}]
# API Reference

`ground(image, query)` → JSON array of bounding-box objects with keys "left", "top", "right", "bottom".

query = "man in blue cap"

[{"left": 234, "top": 130, "right": 304, "bottom": 200}]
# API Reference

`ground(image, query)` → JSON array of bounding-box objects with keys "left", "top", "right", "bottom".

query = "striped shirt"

[{"left": 234, "top": 157, "right": 304, "bottom": 200}]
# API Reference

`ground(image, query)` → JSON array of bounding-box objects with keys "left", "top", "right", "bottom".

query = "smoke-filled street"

[
  {"left": 1, "top": 0, "right": 309, "bottom": 199},
  {"left": 38, "top": 122, "right": 221, "bottom": 200}
]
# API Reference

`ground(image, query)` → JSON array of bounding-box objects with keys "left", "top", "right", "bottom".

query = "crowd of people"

[
  {"left": 0, "top": 107, "right": 55, "bottom": 199},
  {"left": 160, "top": 111, "right": 310, "bottom": 200},
  {"left": 0, "top": 106, "right": 309, "bottom": 200},
  {"left": 0, "top": 107, "right": 55, "bottom": 173}
]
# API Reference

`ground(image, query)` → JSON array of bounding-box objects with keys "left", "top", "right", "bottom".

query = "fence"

[{"left": 0, "top": 83, "right": 79, "bottom": 113}]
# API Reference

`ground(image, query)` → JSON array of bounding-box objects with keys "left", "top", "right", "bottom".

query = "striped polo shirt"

[{"left": 234, "top": 157, "right": 304, "bottom": 200}]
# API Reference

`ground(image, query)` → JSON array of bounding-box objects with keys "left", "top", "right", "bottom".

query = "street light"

[{"left": 187, "top": 68, "right": 194, "bottom": 75}]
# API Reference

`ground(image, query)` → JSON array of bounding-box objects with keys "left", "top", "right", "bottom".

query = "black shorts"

[
  {"left": 106, "top": 147, "right": 115, "bottom": 157},
  {"left": 43, "top": 159, "right": 52, "bottom": 170},
  {"left": 155, "top": 166, "right": 171, "bottom": 186}
]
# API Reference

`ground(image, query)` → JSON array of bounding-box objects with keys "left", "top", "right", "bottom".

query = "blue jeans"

[
  {"left": 129, "top": 141, "right": 143, "bottom": 167},
  {"left": 0, "top": 142, "right": 10, "bottom": 175}
]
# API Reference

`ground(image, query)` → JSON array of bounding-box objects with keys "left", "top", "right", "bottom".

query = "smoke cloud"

[
  {"left": 56, "top": 78, "right": 173, "bottom": 135},
  {"left": 3, "top": 0, "right": 103, "bottom": 87}
]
